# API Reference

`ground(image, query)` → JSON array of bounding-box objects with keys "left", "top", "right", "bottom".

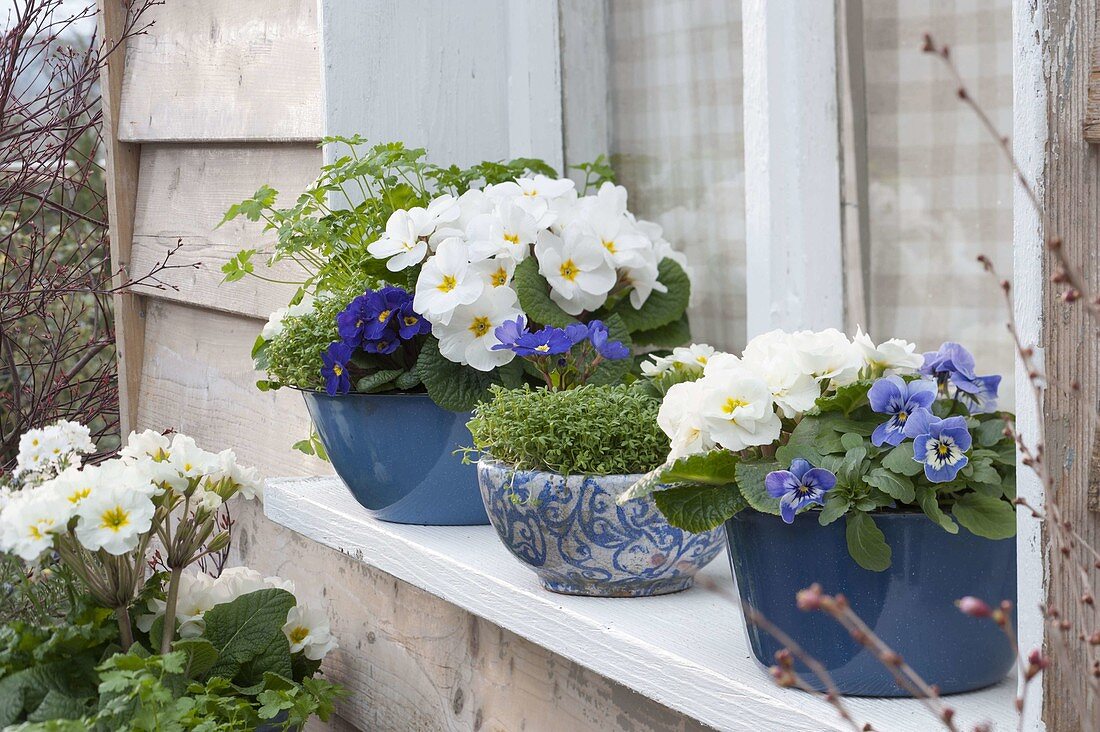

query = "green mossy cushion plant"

[{"left": 467, "top": 383, "right": 668, "bottom": 477}]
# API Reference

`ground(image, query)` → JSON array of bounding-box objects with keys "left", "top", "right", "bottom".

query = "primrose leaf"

[
  {"left": 355, "top": 368, "right": 404, "bottom": 394},
  {"left": 203, "top": 589, "right": 296, "bottom": 683},
  {"left": 951, "top": 493, "right": 1017, "bottom": 540},
  {"left": 735, "top": 459, "right": 782, "bottom": 515},
  {"left": 845, "top": 512, "right": 892, "bottom": 571},
  {"left": 632, "top": 312, "right": 691, "bottom": 348},
  {"left": 415, "top": 336, "right": 499, "bottom": 412},
  {"left": 612, "top": 258, "right": 691, "bottom": 333},
  {"left": 660, "top": 450, "right": 740, "bottom": 486},
  {"left": 653, "top": 484, "right": 745, "bottom": 533}
]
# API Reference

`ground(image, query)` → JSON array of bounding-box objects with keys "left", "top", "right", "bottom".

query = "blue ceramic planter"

[
  {"left": 301, "top": 391, "right": 488, "bottom": 525},
  {"left": 478, "top": 459, "right": 726, "bottom": 597},
  {"left": 725, "top": 511, "right": 1016, "bottom": 697}
]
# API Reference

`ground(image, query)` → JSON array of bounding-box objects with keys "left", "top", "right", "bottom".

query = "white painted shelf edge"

[{"left": 264, "top": 477, "right": 1016, "bottom": 732}]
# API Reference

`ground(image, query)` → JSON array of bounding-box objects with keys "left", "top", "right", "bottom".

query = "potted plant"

[
  {"left": 223, "top": 140, "right": 693, "bottom": 525},
  {"left": 627, "top": 332, "right": 1016, "bottom": 695},
  {"left": 0, "top": 423, "right": 343, "bottom": 729},
  {"left": 466, "top": 324, "right": 725, "bottom": 597}
]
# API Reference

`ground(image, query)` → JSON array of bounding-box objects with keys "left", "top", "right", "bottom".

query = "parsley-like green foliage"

[
  {"left": 264, "top": 290, "right": 360, "bottom": 391},
  {"left": 467, "top": 384, "right": 667, "bottom": 476}
]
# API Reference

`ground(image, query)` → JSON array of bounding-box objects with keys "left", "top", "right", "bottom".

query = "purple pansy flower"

[
  {"left": 867, "top": 375, "right": 936, "bottom": 447},
  {"left": 586, "top": 320, "right": 630, "bottom": 360},
  {"left": 903, "top": 408, "right": 972, "bottom": 483},
  {"left": 920, "top": 342, "right": 984, "bottom": 394},
  {"left": 322, "top": 342, "right": 354, "bottom": 396},
  {"left": 965, "top": 374, "right": 1001, "bottom": 414},
  {"left": 765, "top": 459, "right": 837, "bottom": 524}
]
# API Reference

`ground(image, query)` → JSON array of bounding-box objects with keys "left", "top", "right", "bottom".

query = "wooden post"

[
  {"left": 741, "top": 0, "right": 846, "bottom": 337},
  {"left": 97, "top": 0, "right": 144, "bottom": 436},
  {"left": 1015, "top": 0, "right": 1100, "bottom": 727}
]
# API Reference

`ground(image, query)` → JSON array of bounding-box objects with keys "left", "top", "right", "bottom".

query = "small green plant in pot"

[
  {"left": 626, "top": 331, "right": 1017, "bottom": 696},
  {"left": 467, "top": 327, "right": 725, "bottom": 597}
]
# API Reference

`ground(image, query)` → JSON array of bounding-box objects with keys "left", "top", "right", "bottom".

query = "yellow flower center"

[
  {"left": 100, "top": 506, "right": 130, "bottom": 532},
  {"left": 490, "top": 267, "right": 509, "bottom": 287},
  {"left": 468, "top": 316, "right": 492, "bottom": 338},
  {"left": 68, "top": 487, "right": 92, "bottom": 504},
  {"left": 31, "top": 438, "right": 39, "bottom": 447},
  {"left": 28, "top": 521, "right": 51, "bottom": 540},
  {"left": 897, "top": 411, "right": 908, "bottom": 422},
  {"left": 696, "top": 355, "right": 708, "bottom": 365},
  {"left": 289, "top": 626, "right": 310, "bottom": 644},
  {"left": 438, "top": 274, "right": 458, "bottom": 293},
  {"left": 523, "top": 189, "right": 537, "bottom": 197},
  {"left": 377, "top": 309, "right": 390, "bottom": 323},
  {"left": 722, "top": 397, "right": 749, "bottom": 415},
  {"left": 503, "top": 232, "right": 520, "bottom": 245},
  {"left": 559, "top": 259, "right": 579, "bottom": 281},
  {"left": 535, "top": 344, "right": 551, "bottom": 352},
  {"left": 603, "top": 239, "right": 616, "bottom": 253},
  {"left": 403, "top": 316, "right": 419, "bottom": 327},
  {"left": 333, "top": 364, "right": 344, "bottom": 376},
  {"left": 937, "top": 442, "right": 950, "bottom": 457}
]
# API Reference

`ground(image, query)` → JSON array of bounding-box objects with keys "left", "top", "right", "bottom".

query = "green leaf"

[
  {"left": 356, "top": 368, "right": 404, "bottom": 394},
  {"left": 395, "top": 369, "right": 422, "bottom": 390},
  {"left": 735, "top": 460, "right": 782, "bottom": 515},
  {"left": 863, "top": 468, "right": 915, "bottom": 503},
  {"left": 840, "top": 432, "right": 865, "bottom": 451},
  {"left": 220, "top": 249, "right": 257, "bottom": 283},
  {"left": 965, "top": 457, "right": 1001, "bottom": 486},
  {"left": 25, "top": 688, "right": 90, "bottom": 722},
  {"left": 612, "top": 258, "right": 691, "bottom": 332},
  {"left": 977, "top": 418, "right": 1008, "bottom": 447},
  {"left": 587, "top": 314, "right": 634, "bottom": 386},
  {"left": 660, "top": 450, "right": 740, "bottom": 485},
  {"left": 814, "top": 380, "right": 872, "bottom": 416},
  {"left": 951, "top": 493, "right": 1017, "bottom": 539},
  {"left": 415, "top": 336, "right": 498, "bottom": 412},
  {"left": 172, "top": 638, "right": 220, "bottom": 680},
  {"left": 882, "top": 443, "right": 923, "bottom": 476},
  {"left": 818, "top": 494, "right": 851, "bottom": 526},
  {"left": 653, "top": 484, "right": 745, "bottom": 532},
  {"left": 845, "top": 512, "right": 892, "bottom": 571},
  {"left": 202, "top": 588, "right": 297, "bottom": 683},
  {"left": 839, "top": 446, "right": 869, "bottom": 484},
  {"left": 512, "top": 257, "right": 576, "bottom": 328},
  {"left": 631, "top": 313, "right": 691, "bottom": 348},
  {"left": 915, "top": 486, "right": 958, "bottom": 533}
]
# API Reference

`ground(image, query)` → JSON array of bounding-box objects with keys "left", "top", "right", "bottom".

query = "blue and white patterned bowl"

[{"left": 477, "top": 458, "right": 726, "bottom": 597}]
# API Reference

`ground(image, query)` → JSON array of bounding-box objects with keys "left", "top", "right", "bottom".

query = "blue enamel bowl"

[
  {"left": 478, "top": 459, "right": 726, "bottom": 597},
  {"left": 301, "top": 391, "right": 488, "bottom": 526},
  {"left": 725, "top": 511, "right": 1016, "bottom": 696}
]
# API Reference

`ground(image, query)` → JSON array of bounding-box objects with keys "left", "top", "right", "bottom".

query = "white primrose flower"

[
  {"left": 789, "top": 328, "right": 863, "bottom": 386},
  {"left": 50, "top": 465, "right": 99, "bottom": 507},
  {"left": 57, "top": 420, "right": 95, "bottom": 454},
  {"left": 413, "top": 237, "right": 485, "bottom": 326},
  {"left": 466, "top": 199, "right": 540, "bottom": 262},
  {"left": 698, "top": 367, "right": 782, "bottom": 452},
  {"left": 137, "top": 570, "right": 219, "bottom": 637},
  {"left": 657, "top": 379, "right": 716, "bottom": 460},
  {"left": 534, "top": 225, "right": 618, "bottom": 316},
  {"left": 0, "top": 489, "right": 71, "bottom": 562},
  {"left": 853, "top": 327, "right": 924, "bottom": 374},
  {"left": 642, "top": 344, "right": 716, "bottom": 378},
  {"left": 73, "top": 481, "right": 155, "bottom": 555},
  {"left": 434, "top": 287, "right": 523, "bottom": 371},
  {"left": 470, "top": 256, "right": 517, "bottom": 291},
  {"left": 449, "top": 189, "right": 495, "bottom": 237},
  {"left": 579, "top": 182, "right": 653, "bottom": 270},
  {"left": 738, "top": 331, "right": 821, "bottom": 419},
  {"left": 282, "top": 605, "right": 339, "bottom": 661},
  {"left": 119, "top": 429, "right": 171, "bottom": 463},
  {"left": 621, "top": 249, "right": 667, "bottom": 309},
  {"left": 167, "top": 434, "right": 220, "bottom": 484},
  {"left": 484, "top": 175, "right": 575, "bottom": 227},
  {"left": 213, "top": 567, "right": 296, "bottom": 606},
  {"left": 205, "top": 449, "right": 263, "bottom": 501},
  {"left": 367, "top": 195, "right": 460, "bottom": 272},
  {"left": 13, "top": 420, "right": 90, "bottom": 479}
]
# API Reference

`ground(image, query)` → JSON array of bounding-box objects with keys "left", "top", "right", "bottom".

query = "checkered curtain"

[
  {"left": 864, "top": 0, "right": 1014, "bottom": 403},
  {"left": 608, "top": 0, "right": 746, "bottom": 352},
  {"left": 609, "top": 0, "right": 1013, "bottom": 402}
]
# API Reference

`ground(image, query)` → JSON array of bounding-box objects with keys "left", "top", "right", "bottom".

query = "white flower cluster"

[
  {"left": 137, "top": 567, "right": 338, "bottom": 661},
  {"left": 651, "top": 328, "right": 924, "bottom": 461},
  {"left": 367, "top": 176, "right": 687, "bottom": 371},
  {"left": 13, "top": 419, "right": 96, "bottom": 482},
  {"left": 260, "top": 294, "right": 316, "bottom": 341},
  {"left": 0, "top": 429, "right": 262, "bottom": 563}
]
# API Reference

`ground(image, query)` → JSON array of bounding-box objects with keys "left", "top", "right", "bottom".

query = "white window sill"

[{"left": 264, "top": 477, "right": 1015, "bottom": 732}]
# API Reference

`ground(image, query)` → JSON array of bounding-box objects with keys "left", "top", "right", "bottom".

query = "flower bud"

[{"left": 956, "top": 596, "right": 992, "bottom": 618}]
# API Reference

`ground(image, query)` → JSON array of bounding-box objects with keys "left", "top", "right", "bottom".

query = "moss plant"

[{"left": 467, "top": 384, "right": 667, "bottom": 476}]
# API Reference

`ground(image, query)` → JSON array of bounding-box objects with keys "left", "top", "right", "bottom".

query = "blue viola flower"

[
  {"left": 321, "top": 342, "right": 354, "bottom": 395},
  {"left": 513, "top": 326, "right": 574, "bottom": 357},
  {"left": 920, "top": 342, "right": 985, "bottom": 394},
  {"left": 867, "top": 375, "right": 936, "bottom": 447},
  {"left": 965, "top": 374, "right": 1002, "bottom": 414},
  {"left": 903, "top": 408, "right": 972, "bottom": 483},
  {"left": 765, "top": 459, "right": 837, "bottom": 524},
  {"left": 492, "top": 316, "right": 529, "bottom": 351},
  {"left": 586, "top": 320, "right": 630, "bottom": 360},
  {"left": 336, "top": 295, "right": 370, "bottom": 347}
]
